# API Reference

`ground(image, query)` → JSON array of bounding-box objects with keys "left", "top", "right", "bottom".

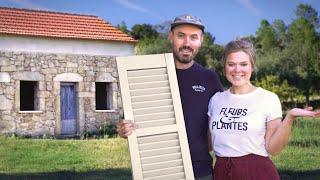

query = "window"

[
  {"left": 20, "top": 81, "right": 39, "bottom": 111},
  {"left": 95, "top": 82, "right": 112, "bottom": 110}
]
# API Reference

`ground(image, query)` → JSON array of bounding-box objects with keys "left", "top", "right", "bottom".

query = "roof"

[{"left": 0, "top": 7, "right": 137, "bottom": 43}]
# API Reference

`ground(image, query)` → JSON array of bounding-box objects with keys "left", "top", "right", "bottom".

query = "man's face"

[{"left": 169, "top": 24, "right": 203, "bottom": 64}]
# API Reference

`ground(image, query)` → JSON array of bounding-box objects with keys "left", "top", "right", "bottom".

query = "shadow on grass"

[
  {"left": 0, "top": 168, "right": 132, "bottom": 180},
  {"left": 1, "top": 169, "right": 319, "bottom": 180},
  {"left": 279, "top": 169, "right": 320, "bottom": 180}
]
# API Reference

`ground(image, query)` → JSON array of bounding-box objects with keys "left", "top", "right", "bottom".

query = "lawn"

[
  {"left": 0, "top": 117, "right": 319, "bottom": 180},
  {"left": 0, "top": 137, "right": 132, "bottom": 180}
]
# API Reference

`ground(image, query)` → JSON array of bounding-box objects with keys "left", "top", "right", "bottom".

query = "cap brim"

[{"left": 171, "top": 22, "right": 204, "bottom": 31}]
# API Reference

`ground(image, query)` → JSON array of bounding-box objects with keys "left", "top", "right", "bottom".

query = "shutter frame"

[{"left": 117, "top": 53, "right": 194, "bottom": 180}]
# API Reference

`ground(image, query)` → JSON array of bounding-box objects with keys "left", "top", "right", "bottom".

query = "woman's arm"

[{"left": 265, "top": 108, "right": 320, "bottom": 156}]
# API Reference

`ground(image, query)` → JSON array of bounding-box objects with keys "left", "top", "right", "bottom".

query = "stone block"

[
  {"left": 67, "top": 62, "right": 78, "bottom": 68},
  {"left": 38, "top": 81, "right": 46, "bottom": 91},
  {"left": 78, "top": 92, "right": 94, "bottom": 98},
  {"left": 0, "top": 72, "right": 10, "bottom": 82},
  {"left": 17, "top": 55, "right": 24, "bottom": 61},
  {"left": 1, "top": 66, "right": 16, "bottom": 72},
  {"left": 4, "top": 86, "right": 14, "bottom": 96},
  {"left": 13, "top": 71, "right": 44, "bottom": 81},
  {"left": 0, "top": 95, "right": 13, "bottom": 110},
  {"left": 0, "top": 57, "right": 10, "bottom": 66}
]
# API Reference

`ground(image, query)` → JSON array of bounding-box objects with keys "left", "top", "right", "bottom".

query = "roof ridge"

[{"left": 0, "top": 6, "right": 98, "bottom": 18}]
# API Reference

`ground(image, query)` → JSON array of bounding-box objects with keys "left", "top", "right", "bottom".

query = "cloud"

[
  {"left": 113, "top": 0, "right": 163, "bottom": 21},
  {"left": 7, "top": 0, "right": 49, "bottom": 10},
  {"left": 235, "top": 0, "right": 261, "bottom": 16}
]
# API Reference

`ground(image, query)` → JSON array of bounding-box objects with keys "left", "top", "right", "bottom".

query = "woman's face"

[{"left": 225, "top": 51, "right": 253, "bottom": 89}]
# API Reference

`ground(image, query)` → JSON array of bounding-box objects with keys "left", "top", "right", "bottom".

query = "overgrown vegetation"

[{"left": 81, "top": 123, "right": 118, "bottom": 139}]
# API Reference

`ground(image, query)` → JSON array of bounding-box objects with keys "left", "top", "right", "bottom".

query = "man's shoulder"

[{"left": 193, "top": 62, "right": 219, "bottom": 76}]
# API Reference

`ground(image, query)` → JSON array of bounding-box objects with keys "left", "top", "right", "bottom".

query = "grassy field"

[
  {"left": 0, "top": 137, "right": 132, "bottom": 180},
  {"left": 0, "top": 117, "right": 319, "bottom": 180}
]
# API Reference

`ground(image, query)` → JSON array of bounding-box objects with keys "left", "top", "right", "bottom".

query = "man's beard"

[{"left": 173, "top": 46, "right": 199, "bottom": 64}]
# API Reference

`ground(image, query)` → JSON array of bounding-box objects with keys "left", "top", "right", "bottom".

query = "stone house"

[{"left": 0, "top": 7, "right": 137, "bottom": 137}]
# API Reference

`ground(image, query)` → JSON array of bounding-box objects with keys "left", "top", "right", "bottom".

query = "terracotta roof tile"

[{"left": 0, "top": 7, "right": 137, "bottom": 43}]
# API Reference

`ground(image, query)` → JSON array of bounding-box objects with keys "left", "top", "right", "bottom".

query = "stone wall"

[{"left": 0, "top": 50, "right": 123, "bottom": 137}]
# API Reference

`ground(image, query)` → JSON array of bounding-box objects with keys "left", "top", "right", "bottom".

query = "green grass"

[
  {"left": 0, "top": 117, "right": 319, "bottom": 179},
  {"left": 272, "top": 117, "right": 320, "bottom": 180},
  {"left": 0, "top": 137, "right": 132, "bottom": 180}
]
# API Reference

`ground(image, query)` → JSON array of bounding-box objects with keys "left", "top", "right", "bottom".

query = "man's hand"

[{"left": 117, "top": 119, "right": 136, "bottom": 138}]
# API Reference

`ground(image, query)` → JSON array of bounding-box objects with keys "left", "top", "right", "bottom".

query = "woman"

[{"left": 208, "top": 39, "right": 320, "bottom": 180}]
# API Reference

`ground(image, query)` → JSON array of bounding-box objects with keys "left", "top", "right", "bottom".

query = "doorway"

[{"left": 60, "top": 83, "right": 77, "bottom": 135}]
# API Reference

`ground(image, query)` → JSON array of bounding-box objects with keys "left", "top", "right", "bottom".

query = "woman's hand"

[{"left": 287, "top": 107, "right": 320, "bottom": 120}]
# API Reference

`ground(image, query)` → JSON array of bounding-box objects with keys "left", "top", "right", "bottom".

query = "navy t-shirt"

[{"left": 176, "top": 62, "right": 223, "bottom": 177}]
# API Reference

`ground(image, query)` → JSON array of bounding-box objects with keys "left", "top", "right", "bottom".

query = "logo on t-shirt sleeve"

[{"left": 211, "top": 107, "right": 248, "bottom": 131}]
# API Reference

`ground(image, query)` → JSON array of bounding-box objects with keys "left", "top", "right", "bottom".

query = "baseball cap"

[{"left": 171, "top": 14, "right": 205, "bottom": 31}]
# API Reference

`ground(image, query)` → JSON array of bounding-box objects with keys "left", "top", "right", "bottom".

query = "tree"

[
  {"left": 255, "top": 4, "right": 320, "bottom": 106},
  {"left": 281, "top": 16, "right": 320, "bottom": 105},
  {"left": 272, "top": 19, "right": 288, "bottom": 49},
  {"left": 153, "top": 21, "right": 171, "bottom": 35},
  {"left": 256, "top": 19, "right": 277, "bottom": 52},
  {"left": 254, "top": 75, "right": 299, "bottom": 106},
  {"left": 195, "top": 32, "right": 226, "bottom": 85},
  {"left": 295, "top": 3, "right": 319, "bottom": 29},
  {"left": 135, "top": 36, "right": 172, "bottom": 55},
  {"left": 130, "top": 24, "right": 158, "bottom": 40},
  {"left": 116, "top": 21, "right": 129, "bottom": 34}
]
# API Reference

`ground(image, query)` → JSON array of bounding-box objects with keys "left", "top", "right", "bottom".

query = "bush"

[{"left": 82, "top": 123, "right": 118, "bottom": 139}]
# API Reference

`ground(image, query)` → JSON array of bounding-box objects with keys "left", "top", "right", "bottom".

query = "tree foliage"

[
  {"left": 295, "top": 3, "right": 319, "bottom": 28},
  {"left": 118, "top": 3, "right": 319, "bottom": 106},
  {"left": 256, "top": 19, "right": 277, "bottom": 52},
  {"left": 130, "top": 24, "right": 158, "bottom": 40},
  {"left": 135, "top": 36, "right": 172, "bottom": 55},
  {"left": 255, "top": 3, "right": 320, "bottom": 105},
  {"left": 116, "top": 21, "right": 129, "bottom": 34},
  {"left": 254, "top": 75, "right": 299, "bottom": 103}
]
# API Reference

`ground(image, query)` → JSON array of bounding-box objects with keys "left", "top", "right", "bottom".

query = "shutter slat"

[
  {"left": 140, "top": 146, "right": 181, "bottom": 158},
  {"left": 137, "top": 118, "right": 176, "bottom": 128},
  {"left": 133, "top": 105, "right": 174, "bottom": 115},
  {"left": 141, "top": 152, "right": 182, "bottom": 164},
  {"left": 132, "top": 99, "right": 173, "bottom": 109},
  {"left": 129, "top": 74, "right": 168, "bottom": 83},
  {"left": 138, "top": 133, "right": 178, "bottom": 144},
  {"left": 131, "top": 93, "right": 171, "bottom": 103},
  {"left": 134, "top": 112, "right": 175, "bottom": 122},
  {"left": 129, "top": 81, "right": 169, "bottom": 90},
  {"left": 139, "top": 139, "right": 179, "bottom": 151},
  {"left": 130, "top": 87, "right": 170, "bottom": 96},
  {"left": 144, "top": 172, "right": 185, "bottom": 180},
  {"left": 127, "top": 68, "right": 167, "bottom": 77},
  {"left": 142, "top": 159, "right": 183, "bottom": 171},
  {"left": 143, "top": 166, "right": 184, "bottom": 178}
]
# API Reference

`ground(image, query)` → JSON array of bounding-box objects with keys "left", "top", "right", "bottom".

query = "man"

[{"left": 117, "top": 14, "right": 223, "bottom": 180}]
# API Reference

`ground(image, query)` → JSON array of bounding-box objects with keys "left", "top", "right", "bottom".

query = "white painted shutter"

[{"left": 117, "top": 53, "right": 194, "bottom": 180}]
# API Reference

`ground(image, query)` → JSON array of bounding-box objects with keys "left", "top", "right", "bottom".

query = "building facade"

[{"left": 0, "top": 7, "right": 137, "bottom": 137}]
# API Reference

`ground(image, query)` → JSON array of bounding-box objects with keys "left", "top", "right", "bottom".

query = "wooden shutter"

[{"left": 117, "top": 53, "right": 194, "bottom": 180}]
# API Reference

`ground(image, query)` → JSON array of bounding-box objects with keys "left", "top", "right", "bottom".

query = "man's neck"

[{"left": 174, "top": 59, "right": 194, "bottom": 70}]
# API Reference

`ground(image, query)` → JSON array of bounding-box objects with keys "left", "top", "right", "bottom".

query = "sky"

[{"left": 0, "top": 0, "right": 319, "bottom": 45}]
